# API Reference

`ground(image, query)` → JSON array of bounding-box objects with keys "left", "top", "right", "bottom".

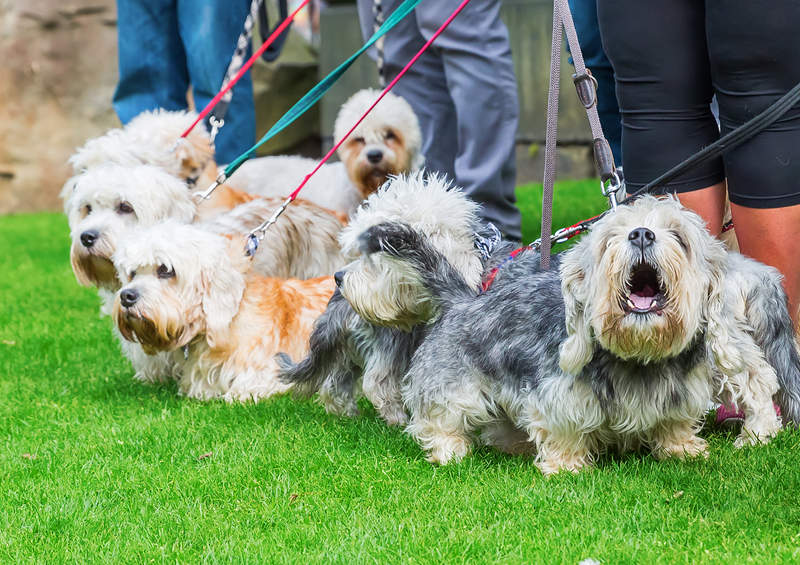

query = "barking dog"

[
  {"left": 357, "top": 196, "right": 799, "bottom": 474},
  {"left": 278, "top": 172, "right": 510, "bottom": 425},
  {"left": 231, "top": 89, "right": 424, "bottom": 217},
  {"left": 112, "top": 221, "right": 336, "bottom": 401}
]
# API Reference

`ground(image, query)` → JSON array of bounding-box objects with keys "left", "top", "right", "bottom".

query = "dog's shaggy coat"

[
  {"left": 113, "top": 221, "right": 336, "bottom": 401},
  {"left": 278, "top": 173, "right": 500, "bottom": 425},
  {"left": 357, "top": 196, "right": 800, "bottom": 474}
]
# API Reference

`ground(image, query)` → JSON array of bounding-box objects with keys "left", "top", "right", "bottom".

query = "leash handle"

[{"left": 540, "top": 0, "right": 618, "bottom": 269}]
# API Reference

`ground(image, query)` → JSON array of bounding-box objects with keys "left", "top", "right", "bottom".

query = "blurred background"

[{"left": 0, "top": 0, "right": 594, "bottom": 215}]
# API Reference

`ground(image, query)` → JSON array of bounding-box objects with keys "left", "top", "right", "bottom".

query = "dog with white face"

[
  {"left": 278, "top": 172, "right": 511, "bottom": 426},
  {"left": 65, "top": 109, "right": 264, "bottom": 220},
  {"left": 357, "top": 196, "right": 800, "bottom": 474},
  {"left": 112, "top": 221, "right": 336, "bottom": 401},
  {"left": 64, "top": 163, "right": 345, "bottom": 382},
  {"left": 230, "top": 89, "right": 424, "bottom": 217}
]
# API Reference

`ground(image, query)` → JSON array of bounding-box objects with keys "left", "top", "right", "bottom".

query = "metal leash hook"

[
  {"left": 244, "top": 196, "right": 293, "bottom": 257},
  {"left": 208, "top": 115, "right": 225, "bottom": 144},
  {"left": 601, "top": 170, "right": 623, "bottom": 211},
  {"left": 193, "top": 172, "right": 228, "bottom": 201}
]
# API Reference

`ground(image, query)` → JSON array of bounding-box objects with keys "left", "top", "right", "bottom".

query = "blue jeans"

[
  {"left": 113, "top": 0, "right": 255, "bottom": 164},
  {"left": 567, "top": 0, "right": 622, "bottom": 165}
]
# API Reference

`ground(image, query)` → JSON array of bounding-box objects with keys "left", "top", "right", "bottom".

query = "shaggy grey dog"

[
  {"left": 357, "top": 196, "right": 800, "bottom": 474},
  {"left": 277, "top": 172, "right": 511, "bottom": 426}
]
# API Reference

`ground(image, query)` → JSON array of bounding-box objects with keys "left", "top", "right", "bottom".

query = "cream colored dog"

[
  {"left": 231, "top": 89, "right": 424, "bottom": 216},
  {"left": 113, "top": 221, "right": 336, "bottom": 401}
]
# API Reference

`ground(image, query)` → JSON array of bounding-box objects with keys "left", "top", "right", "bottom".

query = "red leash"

[
  {"left": 245, "top": 0, "right": 475, "bottom": 254},
  {"left": 286, "top": 0, "right": 472, "bottom": 202},
  {"left": 181, "top": 0, "right": 310, "bottom": 139}
]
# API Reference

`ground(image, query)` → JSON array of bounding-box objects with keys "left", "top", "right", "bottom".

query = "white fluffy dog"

[
  {"left": 230, "top": 89, "right": 424, "bottom": 216},
  {"left": 64, "top": 163, "right": 345, "bottom": 382},
  {"left": 112, "top": 221, "right": 336, "bottom": 401},
  {"left": 68, "top": 109, "right": 215, "bottom": 186}
]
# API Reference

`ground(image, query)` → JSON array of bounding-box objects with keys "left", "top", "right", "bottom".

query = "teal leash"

[{"left": 196, "top": 0, "right": 424, "bottom": 200}]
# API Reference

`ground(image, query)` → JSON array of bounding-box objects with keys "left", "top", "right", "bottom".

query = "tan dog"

[
  {"left": 113, "top": 221, "right": 336, "bottom": 401},
  {"left": 231, "top": 89, "right": 424, "bottom": 216}
]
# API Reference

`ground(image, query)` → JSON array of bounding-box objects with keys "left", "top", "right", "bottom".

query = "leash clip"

[
  {"left": 208, "top": 116, "right": 225, "bottom": 143},
  {"left": 193, "top": 172, "right": 227, "bottom": 200},
  {"left": 601, "top": 170, "right": 623, "bottom": 211},
  {"left": 572, "top": 70, "right": 598, "bottom": 109},
  {"left": 244, "top": 196, "right": 293, "bottom": 257}
]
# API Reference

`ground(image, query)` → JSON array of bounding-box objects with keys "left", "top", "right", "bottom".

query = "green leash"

[{"left": 197, "top": 0, "right": 423, "bottom": 199}]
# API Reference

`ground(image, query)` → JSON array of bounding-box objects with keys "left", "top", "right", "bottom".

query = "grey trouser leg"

[{"left": 357, "top": 0, "right": 521, "bottom": 240}]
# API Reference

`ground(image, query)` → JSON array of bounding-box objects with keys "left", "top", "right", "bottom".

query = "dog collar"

[{"left": 480, "top": 244, "right": 535, "bottom": 293}]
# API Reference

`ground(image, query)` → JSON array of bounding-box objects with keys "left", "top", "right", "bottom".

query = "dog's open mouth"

[{"left": 623, "top": 262, "right": 665, "bottom": 315}]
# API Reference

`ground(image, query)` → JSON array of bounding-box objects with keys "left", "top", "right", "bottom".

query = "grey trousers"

[{"left": 356, "top": 0, "right": 522, "bottom": 240}]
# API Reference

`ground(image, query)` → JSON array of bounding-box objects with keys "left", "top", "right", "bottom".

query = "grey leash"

[
  {"left": 540, "top": 0, "right": 621, "bottom": 268},
  {"left": 373, "top": 0, "right": 386, "bottom": 86}
]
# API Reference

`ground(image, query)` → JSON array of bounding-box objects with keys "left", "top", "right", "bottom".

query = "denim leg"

[
  {"left": 567, "top": 0, "right": 621, "bottom": 165},
  {"left": 178, "top": 0, "right": 255, "bottom": 164},
  {"left": 113, "top": 0, "right": 189, "bottom": 124}
]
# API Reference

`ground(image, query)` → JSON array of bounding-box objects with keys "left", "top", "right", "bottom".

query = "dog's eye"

[
  {"left": 157, "top": 264, "right": 175, "bottom": 279},
  {"left": 117, "top": 201, "right": 134, "bottom": 215},
  {"left": 83, "top": 204, "right": 92, "bottom": 216},
  {"left": 384, "top": 130, "right": 397, "bottom": 141},
  {"left": 128, "top": 270, "right": 137, "bottom": 281},
  {"left": 352, "top": 136, "right": 365, "bottom": 144},
  {"left": 669, "top": 229, "right": 689, "bottom": 252}
]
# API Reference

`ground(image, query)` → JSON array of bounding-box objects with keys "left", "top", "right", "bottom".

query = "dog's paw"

[
  {"left": 653, "top": 435, "right": 709, "bottom": 460},
  {"left": 735, "top": 422, "right": 780, "bottom": 448},
  {"left": 424, "top": 434, "right": 471, "bottom": 465},
  {"left": 378, "top": 403, "right": 409, "bottom": 427}
]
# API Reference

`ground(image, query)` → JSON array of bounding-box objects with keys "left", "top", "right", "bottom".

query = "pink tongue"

[{"left": 631, "top": 285, "right": 656, "bottom": 309}]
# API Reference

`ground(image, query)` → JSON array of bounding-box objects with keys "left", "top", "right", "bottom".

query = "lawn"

[{"left": 1, "top": 179, "right": 799, "bottom": 563}]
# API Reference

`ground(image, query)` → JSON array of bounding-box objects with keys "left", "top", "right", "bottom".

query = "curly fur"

[{"left": 358, "top": 196, "right": 795, "bottom": 474}]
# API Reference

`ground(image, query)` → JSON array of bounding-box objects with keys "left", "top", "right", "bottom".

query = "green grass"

[{"left": 2, "top": 180, "right": 800, "bottom": 563}]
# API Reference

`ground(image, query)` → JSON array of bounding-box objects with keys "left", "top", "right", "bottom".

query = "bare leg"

[
  {"left": 675, "top": 182, "right": 727, "bottom": 236},
  {"left": 730, "top": 202, "right": 800, "bottom": 327}
]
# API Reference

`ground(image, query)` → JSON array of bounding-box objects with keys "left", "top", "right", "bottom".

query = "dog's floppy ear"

[
  {"left": 200, "top": 251, "right": 246, "bottom": 349},
  {"left": 559, "top": 240, "right": 595, "bottom": 375}
]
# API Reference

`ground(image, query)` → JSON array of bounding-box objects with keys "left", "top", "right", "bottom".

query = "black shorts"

[{"left": 597, "top": 0, "right": 800, "bottom": 208}]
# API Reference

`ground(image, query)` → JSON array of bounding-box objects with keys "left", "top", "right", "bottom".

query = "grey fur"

[
  {"left": 360, "top": 221, "right": 724, "bottom": 473},
  {"left": 278, "top": 225, "right": 514, "bottom": 426}
]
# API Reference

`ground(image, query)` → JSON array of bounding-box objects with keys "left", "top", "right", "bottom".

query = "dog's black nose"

[
  {"left": 628, "top": 227, "right": 656, "bottom": 250},
  {"left": 366, "top": 149, "right": 383, "bottom": 164},
  {"left": 120, "top": 288, "right": 139, "bottom": 308},
  {"left": 80, "top": 230, "right": 99, "bottom": 248},
  {"left": 334, "top": 270, "right": 345, "bottom": 288}
]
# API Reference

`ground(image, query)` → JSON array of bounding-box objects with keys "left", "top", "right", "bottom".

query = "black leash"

[{"left": 527, "top": 78, "right": 800, "bottom": 250}]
